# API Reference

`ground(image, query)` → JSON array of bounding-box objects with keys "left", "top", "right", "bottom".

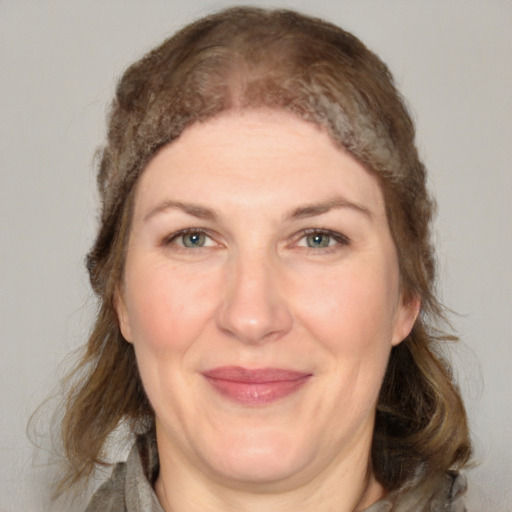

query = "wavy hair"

[{"left": 58, "top": 6, "right": 471, "bottom": 495}]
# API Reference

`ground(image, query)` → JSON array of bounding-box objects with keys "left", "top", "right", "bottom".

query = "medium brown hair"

[{"left": 59, "top": 6, "right": 471, "bottom": 494}]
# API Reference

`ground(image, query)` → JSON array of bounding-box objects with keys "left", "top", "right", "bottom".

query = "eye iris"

[
  {"left": 307, "top": 233, "right": 330, "bottom": 248},
  {"left": 183, "top": 232, "right": 205, "bottom": 247}
]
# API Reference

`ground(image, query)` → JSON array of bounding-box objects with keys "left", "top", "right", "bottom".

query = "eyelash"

[
  {"left": 161, "top": 227, "right": 350, "bottom": 252},
  {"left": 296, "top": 228, "right": 350, "bottom": 251},
  {"left": 162, "top": 227, "right": 216, "bottom": 248}
]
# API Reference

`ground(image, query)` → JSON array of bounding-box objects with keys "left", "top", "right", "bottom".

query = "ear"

[
  {"left": 391, "top": 294, "right": 421, "bottom": 346},
  {"left": 114, "top": 288, "right": 133, "bottom": 343}
]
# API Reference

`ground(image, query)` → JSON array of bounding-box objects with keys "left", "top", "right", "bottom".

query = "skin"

[{"left": 116, "top": 110, "right": 419, "bottom": 512}]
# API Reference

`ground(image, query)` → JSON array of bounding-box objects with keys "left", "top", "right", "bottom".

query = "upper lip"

[{"left": 202, "top": 366, "right": 312, "bottom": 383}]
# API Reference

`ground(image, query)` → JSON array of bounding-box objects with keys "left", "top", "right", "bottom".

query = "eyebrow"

[
  {"left": 283, "top": 196, "right": 373, "bottom": 221},
  {"left": 143, "top": 200, "right": 218, "bottom": 222},
  {"left": 143, "top": 196, "right": 372, "bottom": 223}
]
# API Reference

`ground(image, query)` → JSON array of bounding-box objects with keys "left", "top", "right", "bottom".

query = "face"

[{"left": 116, "top": 110, "right": 418, "bottom": 490}]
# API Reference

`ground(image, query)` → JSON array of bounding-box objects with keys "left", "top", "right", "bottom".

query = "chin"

[{"left": 201, "top": 427, "right": 312, "bottom": 487}]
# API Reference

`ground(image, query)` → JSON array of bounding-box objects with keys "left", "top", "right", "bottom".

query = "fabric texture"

[{"left": 85, "top": 434, "right": 467, "bottom": 512}]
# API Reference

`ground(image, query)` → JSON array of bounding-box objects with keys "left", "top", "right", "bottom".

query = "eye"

[
  {"left": 164, "top": 229, "right": 215, "bottom": 249},
  {"left": 181, "top": 232, "right": 207, "bottom": 248},
  {"left": 296, "top": 229, "right": 349, "bottom": 250},
  {"left": 305, "top": 233, "right": 333, "bottom": 248}
]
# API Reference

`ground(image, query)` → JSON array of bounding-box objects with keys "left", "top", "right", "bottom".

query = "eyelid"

[
  {"left": 160, "top": 227, "right": 349, "bottom": 251},
  {"left": 294, "top": 228, "right": 350, "bottom": 249},
  {"left": 162, "top": 227, "right": 218, "bottom": 247}
]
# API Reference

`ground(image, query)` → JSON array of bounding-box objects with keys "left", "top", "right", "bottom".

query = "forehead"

[{"left": 133, "top": 110, "right": 386, "bottom": 220}]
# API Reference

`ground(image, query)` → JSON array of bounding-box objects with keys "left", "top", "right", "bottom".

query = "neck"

[{"left": 154, "top": 427, "right": 385, "bottom": 512}]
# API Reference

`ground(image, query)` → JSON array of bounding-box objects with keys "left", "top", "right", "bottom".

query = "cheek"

[
  {"left": 294, "top": 263, "right": 399, "bottom": 356},
  {"left": 285, "top": 266, "right": 398, "bottom": 439},
  {"left": 123, "top": 259, "right": 219, "bottom": 354}
]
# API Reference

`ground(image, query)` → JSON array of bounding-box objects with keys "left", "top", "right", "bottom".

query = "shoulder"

[
  {"left": 84, "top": 461, "right": 128, "bottom": 512},
  {"left": 84, "top": 433, "right": 163, "bottom": 512},
  {"left": 364, "top": 471, "right": 468, "bottom": 512},
  {"left": 395, "top": 471, "right": 468, "bottom": 512}
]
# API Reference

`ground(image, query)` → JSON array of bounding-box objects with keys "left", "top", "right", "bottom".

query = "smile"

[{"left": 202, "top": 366, "right": 312, "bottom": 406}]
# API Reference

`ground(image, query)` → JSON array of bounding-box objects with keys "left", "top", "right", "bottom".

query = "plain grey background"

[{"left": 1, "top": 1, "right": 511, "bottom": 510}]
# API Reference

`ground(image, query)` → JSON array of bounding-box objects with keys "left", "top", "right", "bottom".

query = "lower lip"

[{"left": 203, "top": 372, "right": 311, "bottom": 406}]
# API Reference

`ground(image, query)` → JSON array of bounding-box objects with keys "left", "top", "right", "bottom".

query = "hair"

[{"left": 58, "top": 6, "right": 471, "bottom": 496}]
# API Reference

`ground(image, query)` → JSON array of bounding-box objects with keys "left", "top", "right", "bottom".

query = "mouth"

[{"left": 202, "top": 366, "right": 312, "bottom": 406}]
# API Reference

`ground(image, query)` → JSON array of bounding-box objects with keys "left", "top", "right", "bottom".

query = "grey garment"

[
  {"left": 85, "top": 434, "right": 467, "bottom": 512},
  {"left": 362, "top": 471, "right": 467, "bottom": 512},
  {"left": 85, "top": 435, "right": 164, "bottom": 512}
]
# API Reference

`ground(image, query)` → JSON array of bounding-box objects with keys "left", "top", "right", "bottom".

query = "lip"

[{"left": 202, "top": 366, "right": 312, "bottom": 406}]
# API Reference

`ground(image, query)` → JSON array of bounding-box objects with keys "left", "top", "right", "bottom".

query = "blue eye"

[
  {"left": 305, "top": 233, "right": 332, "bottom": 248},
  {"left": 181, "top": 232, "right": 206, "bottom": 248},
  {"left": 296, "top": 229, "right": 349, "bottom": 251},
  {"left": 165, "top": 229, "right": 214, "bottom": 249}
]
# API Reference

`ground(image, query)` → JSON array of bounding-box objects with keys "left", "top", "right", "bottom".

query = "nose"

[{"left": 216, "top": 252, "right": 293, "bottom": 344}]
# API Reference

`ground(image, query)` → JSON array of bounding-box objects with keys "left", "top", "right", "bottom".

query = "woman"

[{"left": 60, "top": 7, "right": 471, "bottom": 511}]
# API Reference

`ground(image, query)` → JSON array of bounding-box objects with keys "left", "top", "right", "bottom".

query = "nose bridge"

[{"left": 216, "top": 245, "right": 292, "bottom": 344}]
